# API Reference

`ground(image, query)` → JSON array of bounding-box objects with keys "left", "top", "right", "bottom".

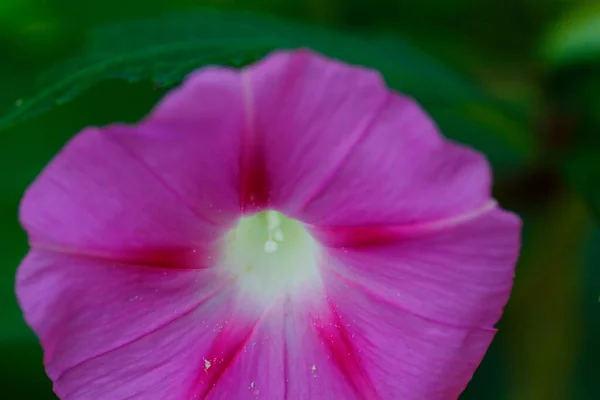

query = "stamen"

[
  {"left": 264, "top": 240, "right": 278, "bottom": 253},
  {"left": 264, "top": 211, "right": 284, "bottom": 253},
  {"left": 266, "top": 210, "right": 281, "bottom": 231},
  {"left": 273, "top": 230, "right": 284, "bottom": 242}
]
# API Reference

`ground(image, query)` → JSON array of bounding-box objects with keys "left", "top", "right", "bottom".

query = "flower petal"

[
  {"left": 307, "top": 207, "right": 520, "bottom": 398},
  {"left": 15, "top": 250, "right": 269, "bottom": 399},
  {"left": 279, "top": 296, "right": 367, "bottom": 399},
  {"left": 319, "top": 207, "right": 521, "bottom": 328},
  {"left": 199, "top": 297, "right": 364, "bottom": 399},
  {"left": 20, "top": 67, "right": 244, "bottom": 266},
  {"left": 244, "top": 50, "right": 490, "bottom": 225},
  {"left": 16, "top": 250, "right": 228, "bottom": 383},
  {"left": 299, "top": 91, "right": 492, "bottom": 225},
  {"left": 323, "top": 275, "right": 496, "bottom": 399},
  {"left": 139, "top": 66, "right": 245, "bottom": 223},
  {"left": 195, "top": 305, "right": 288, "bottom": 399},
  {"left": 242, "top": 50, "right": 389, "bottom": 215},
  {"left": 17, "top": 249, "right": 369, "bottom": 399}
]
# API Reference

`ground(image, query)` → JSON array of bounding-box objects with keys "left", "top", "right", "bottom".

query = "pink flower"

[{"left": 16, "top": 50, "right": 521, "bottom": 400}]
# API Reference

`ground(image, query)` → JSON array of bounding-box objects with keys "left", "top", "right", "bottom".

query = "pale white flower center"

[{"left": 222, "top": 211, "right": 322, "bottom": 306}]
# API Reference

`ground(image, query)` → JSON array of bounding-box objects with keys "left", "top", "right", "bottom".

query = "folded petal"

[
  {"left": 20, "top": 68, "right": 245, "bottom": 266},
  {"left": 243, "top": 50, "right": 491, "bottom": 225}
]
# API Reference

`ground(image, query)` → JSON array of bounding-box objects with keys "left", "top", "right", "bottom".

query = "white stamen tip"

[
  {"left": 264, "top": 240, "right": 278, "bottom": 253},
  {"left": 273, "top": 229, "right": 284, "bottom": 242},
  {"left": 266, "top": 211, "right": 280, "bottom": 230}
]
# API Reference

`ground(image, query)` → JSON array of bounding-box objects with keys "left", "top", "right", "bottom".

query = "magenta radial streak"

[
  {"left": 239, "top": 71, "right": 270, "bottom": 214},
  {"left": 308, "top": 201, "right": 497, "bottom": 248},
  {"left": 312, "top": 299, "right": 380, "bottom": 400},
  {"left": 188, "top": 314, "right": 261, "bottom": 399},
  {"left": 27, "top": 242, "right": 215, "bottom": 270}
]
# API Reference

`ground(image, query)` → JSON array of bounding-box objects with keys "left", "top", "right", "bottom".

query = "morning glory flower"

[{"left": 16, "top": 49, "right": 521, "bottom": 399}]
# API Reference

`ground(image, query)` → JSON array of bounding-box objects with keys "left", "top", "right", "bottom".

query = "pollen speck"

[{"left": 274, "top": 230, "right": 284, "bottom": 242}]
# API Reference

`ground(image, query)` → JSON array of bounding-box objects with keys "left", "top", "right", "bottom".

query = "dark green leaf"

[
  {"left": 0, "top": 340, "right": 55, "bottom": 399},
  {"left": 0, "top": 8, "right": 533, "bottom": 173},
  {"left": 574, "top": 225, "right": 600, "bottom": 399},
  {"left": 542, "top": 3, "right": 600, "bottom": 68},
  {"left": 563, "top": 149, "right": 600, "bottom": 219}
]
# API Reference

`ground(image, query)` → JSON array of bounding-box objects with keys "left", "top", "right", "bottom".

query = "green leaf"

[
  {"left": 0, "top": 8, "right": 533, "bottom": 173},
  {"left": 542, "top": 3, "right": 600, "bottom": 68},
  {"left": 0, "top": 340, "right": 55, "bottom": 399},
  {"left": 563, "top": 149, "right": 600, "bottom": 220},
  {"left": 575, "top": 224, "right": 600, "bottom": 399},
  {"left": 564, "top": 150, "right": 600, "bottom": 217}
]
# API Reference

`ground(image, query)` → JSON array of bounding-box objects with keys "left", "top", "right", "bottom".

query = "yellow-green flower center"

[{"left": 222, "top": 211, "right": 322, "bottom": 307}]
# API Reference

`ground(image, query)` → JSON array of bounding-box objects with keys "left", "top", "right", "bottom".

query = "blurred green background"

[{"left": 0, "top": 0, "right": 599, "bottom": 398}]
